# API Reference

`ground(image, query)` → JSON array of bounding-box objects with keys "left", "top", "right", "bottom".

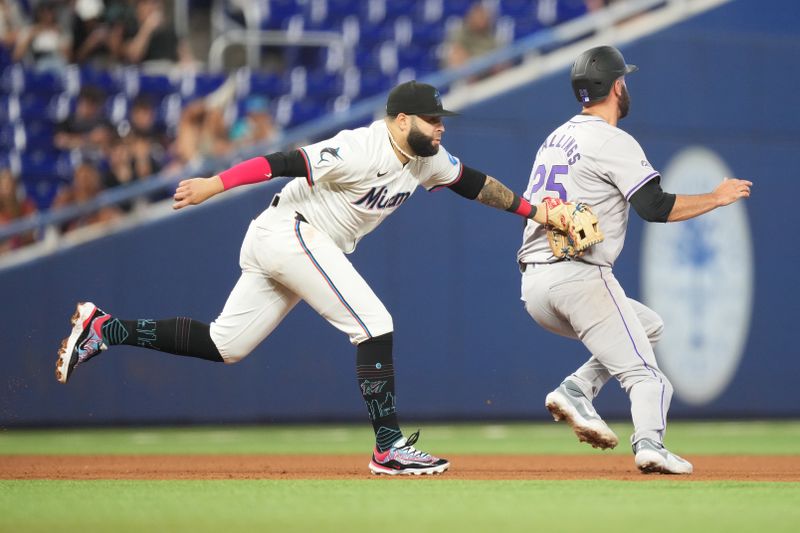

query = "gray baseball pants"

[{"left": 521, "top": 261, "right": 672, "bottom": 445}]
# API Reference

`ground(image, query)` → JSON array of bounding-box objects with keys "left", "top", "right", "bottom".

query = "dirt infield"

[{"left": 2, "top": 454, "right": 799, "bottom": 481}]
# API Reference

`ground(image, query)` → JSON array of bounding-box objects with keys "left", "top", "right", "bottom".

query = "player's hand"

[
  {"left": 714, "top": 177, "right": 752, "bottom": 207},
  {"left": 173, "top": 176, "right": 224, "bottom": 209}
]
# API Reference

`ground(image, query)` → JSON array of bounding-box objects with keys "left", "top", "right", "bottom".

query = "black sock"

[
  {"left": 356, "top": 332, "right": 403, "bottom": 452},
  {"left": 101, "top": 317, "right": 224, "bottom": 362}
]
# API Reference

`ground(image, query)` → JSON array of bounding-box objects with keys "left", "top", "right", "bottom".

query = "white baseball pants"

[
  {"left": 521, "top": 261, "right": 672, "bottom": 445},
  {"left": 209, "top": 203, "right": 393, "bottom": 362}
]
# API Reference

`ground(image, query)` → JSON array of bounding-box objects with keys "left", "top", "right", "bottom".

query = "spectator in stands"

[
  {"left": 103, "top": 96, "right": 165, "bottom": 189},
  {"left": 128, "top": 93, "right": 168, "bottom": 151},
  {"left": 0, "top": 0, "right": 26, "bottom": 49},
  {"left": 54, "top": 85, "right": 108, "bottom": 151},
  {"left": 120, "top": 0, "right": 194, "bottom": 72},
  {"left": 167, "top": 73, "right": 240, "bottom": 171},
  {"left": 52, "top": 161, "right": 122, "bottom": 232},
  {"left": 102, "top": 132, "right": 163, "bottom": 209},
  {"left": 230, "top": 96, "right": 281, "bottom": 150},
  {"left": 0, "top": 168, "right": 37, "bottom": 253},
  {"left": 71, "top": 0, "right": 114, "bottom": 66},
  {"left": 442, "top": 2, "right": 500, "bottom": 72},
  {"left": 104, "top": 134, "right": 136, "bottom": 188},
  {"left": 12, "top": 1, "right": 71, "bottom": 72},
  {"left": 168, "top": 99, "right": 231, "bottom": 169}
]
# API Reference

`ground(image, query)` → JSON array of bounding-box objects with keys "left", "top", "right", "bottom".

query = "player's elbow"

[
  {"left": 636, "top": 210, "right": 667, "bottom": 223},
  {"left": 631, "top": 196, "right": 673, "bottom": 223}
]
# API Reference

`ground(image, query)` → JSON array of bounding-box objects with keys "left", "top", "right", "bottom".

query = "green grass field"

[{"left": 2, "top": 421, "right": 800, "bottom": 532}]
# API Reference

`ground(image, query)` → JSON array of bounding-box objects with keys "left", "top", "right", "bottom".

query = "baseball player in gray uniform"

[
  {"left": 518, "top": 46, "right": 752, "bottom": 474},
  {"left": 56, "top": 81, "right": 573, "bottom": 476}
]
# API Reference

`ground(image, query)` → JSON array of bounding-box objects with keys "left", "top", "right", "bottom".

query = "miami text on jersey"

[{"left": 353, "top": 186, "right": 412, "bottom": 210}]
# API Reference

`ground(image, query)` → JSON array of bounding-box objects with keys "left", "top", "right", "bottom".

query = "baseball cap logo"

[{"left": 579, "top": 89, "right": 590, "bottom": 103}]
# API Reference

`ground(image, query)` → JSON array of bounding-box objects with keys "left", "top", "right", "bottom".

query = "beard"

[
  {"left": 618, "top": 84, "right": 630, "bottom": 119},
  {"left": 407, "top": 120, "right": 439, "bottom": 157}
]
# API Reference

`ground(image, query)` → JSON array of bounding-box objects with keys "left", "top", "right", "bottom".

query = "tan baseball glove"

[{"left": 543, "top": 198, "right": 604, "bottom": 258}]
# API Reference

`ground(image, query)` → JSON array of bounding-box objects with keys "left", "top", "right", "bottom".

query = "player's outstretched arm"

[
  {"left": 667, "top": 177, "right": 752, "bottom": 222},
  {"left": 471, "top": 175, "right": 571, "bottom": 231},
  {"left": 173, "top": 156, "right": 276, "bottom": 210}
]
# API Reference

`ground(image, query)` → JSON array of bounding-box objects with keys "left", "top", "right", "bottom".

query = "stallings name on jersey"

[
  {"left": 537, "top": 131, "right": 581, "bottom": 165},
  {"left": 354, "top": 186, "right": 412, "bottom": 210}
]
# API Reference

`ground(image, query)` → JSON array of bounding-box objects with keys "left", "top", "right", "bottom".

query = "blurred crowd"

[
  {"left": 0, "top": 0, "right": 282, "bottom": 253},
  {"left": 0, "top": 0, "right": 612, "bottom": 254}
]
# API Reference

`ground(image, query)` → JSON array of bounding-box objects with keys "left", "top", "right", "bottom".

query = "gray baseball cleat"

[
  {"left": 633, "top": 438, "right": 693, "bottom": 475},
  {"left": 545, "top": 380, "right": 619, "bottom": 450}
]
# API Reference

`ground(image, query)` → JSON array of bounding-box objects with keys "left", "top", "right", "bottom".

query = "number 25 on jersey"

[{"left": 526, "top": 164, "right": 568, "bottom": 201}]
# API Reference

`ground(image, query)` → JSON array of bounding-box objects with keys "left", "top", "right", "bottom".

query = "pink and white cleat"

[
  {"left": 56, "top": 302, "right": 111, "bottom": 384},
  {"left": 368, "top": 431, "right": 449, "bottom": 476}
]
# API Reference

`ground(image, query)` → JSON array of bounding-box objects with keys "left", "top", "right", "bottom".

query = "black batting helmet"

[{"left": 570, "top": 45, "right": 638, "bottom": 104}]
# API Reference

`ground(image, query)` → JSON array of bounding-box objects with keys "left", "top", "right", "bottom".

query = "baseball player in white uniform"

[
  {"left": 518, "top": 46, "right": 752, "bottom": 474},
  {"left": 56, "top": 81, "right": 574, "bottom": 476}
]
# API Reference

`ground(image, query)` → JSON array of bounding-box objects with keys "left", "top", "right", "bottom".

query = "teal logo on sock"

[{"left": 136, "top": 319, "right": 157, "bottom": 348}]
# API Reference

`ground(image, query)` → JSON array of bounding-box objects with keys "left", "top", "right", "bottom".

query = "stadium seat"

[
  {"left": 261, "top": 0, "right": 305, "bottom": 30},
  {"left": 79, "top": 67, "right": 123, "bottom": 96},
  {"left": 500, "top": 0, "right": 537, "bottom": 19},
  {"left": 513, "top": 16, "right": 545, "bottom": 39},
  {"left": 384, "top": 0, "right": 417, "bottom": 19},
  {"left": 247, "top": 71, "right": 290, "bottom": 98},
  {"left": 557, "top": 0, "right": 588, "bottom": 22},
  {"left": 440, "top": 0, "right": 473, "bottom": 18},
  {"left": 286, "top": 99, "right": 327, "bottom": 128},
  {"left": 306, "top": 69, "right": 344, "bottom": 99},
  {"left": 0, "top": 64, "right": 64, "bottom": 95},
  {"left": 181, "top": 72, "right": 228, "bottom": 98}
]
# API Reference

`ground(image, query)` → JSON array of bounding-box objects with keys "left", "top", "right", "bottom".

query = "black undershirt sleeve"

[
  {"left": 629, "top": 176, "right": 676, "bottom": 223},
  {"left": 265, "top": 150, "right": 308, "bottom": 178},
  {"left": 447, "top": 165, "right": 487, "bottom": 200}
]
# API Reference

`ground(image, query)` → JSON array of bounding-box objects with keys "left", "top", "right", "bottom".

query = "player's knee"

[
  {"left": 616, "top": 367, "right": 660, "bottom": 392},
  {"left": 214, "top": 339, "right": 252, "bottom": 364},
  {"left": 219, "top": 348, "right": 250, "bottom": 364},
  {"left": 209, "top": 321, "right": 259, "bottom": 365},
  {"left": 209, "top": 326, "right": 253, "bottom": 364},
  {"left": 661, "top": 374, "right": 674, "bottom": 399},
  {"left": 648, "top": 317, "right": 664, "bottom": 345}
]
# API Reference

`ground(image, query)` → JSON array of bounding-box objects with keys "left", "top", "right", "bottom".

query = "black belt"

[
  {"left": 519, "top": 261, "right": 560, "bottom": 272},
  {"left": 521, "top": 260, "right": 600, "bottom": 271}
]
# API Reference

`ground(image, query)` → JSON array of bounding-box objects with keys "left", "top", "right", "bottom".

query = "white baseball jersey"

[
  {"left": 517, "top": 114, "right": 659, "bottom": 267},
  {"left": 278, "top": 120, "right": 464, "bottom": 253},
  {"left": 210, "top": 119, "right": 464, "bottom": 356}
]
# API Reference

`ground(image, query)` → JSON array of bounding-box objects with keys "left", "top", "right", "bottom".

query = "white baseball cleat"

[
  {"left": 633, "top": 438, "right": 693, "bottom": 475},
  {"left": 545, "top": 380, "right": 619, "bottom": 450}
]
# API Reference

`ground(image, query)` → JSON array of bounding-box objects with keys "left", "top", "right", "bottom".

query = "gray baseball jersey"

[{"left": 517, "top": 114, "right": 659, "bottom": 266}]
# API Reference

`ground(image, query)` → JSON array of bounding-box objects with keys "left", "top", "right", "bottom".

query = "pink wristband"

[
  {"left": 514, "top": 197, "right": 533, "bottom": 218},
  {"left": 219, "top": 157, "right": 273, "bottom": 190}
]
